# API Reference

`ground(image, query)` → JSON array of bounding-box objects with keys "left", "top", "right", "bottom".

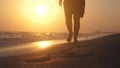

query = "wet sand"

[{"left": 0, "top": 33, "right": 120, "bottom": 68}]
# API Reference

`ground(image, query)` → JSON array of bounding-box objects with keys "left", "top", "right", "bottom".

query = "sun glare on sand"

[{"left": 36, "top": 41, "right": 52, "bottom": 48}]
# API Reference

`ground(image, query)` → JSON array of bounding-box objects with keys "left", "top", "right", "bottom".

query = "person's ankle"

[
  {"left": 66, "top": 32, "right": 73, "bottom": 42},
  {"left": 74, "top": 38, "right": 79, "bottom": 42}
]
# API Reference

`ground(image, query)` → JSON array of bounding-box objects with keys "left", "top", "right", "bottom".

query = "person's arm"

[{"left": 59, "top": 0, "right": 62, "bottom": 6}]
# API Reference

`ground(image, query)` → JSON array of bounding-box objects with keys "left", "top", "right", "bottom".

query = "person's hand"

[{"left": 59, "top": 0, "right": 62, "bottom": 7}]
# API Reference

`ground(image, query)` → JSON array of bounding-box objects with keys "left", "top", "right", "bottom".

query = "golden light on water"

[{"left": 36, "top": 41, "right": 52, "bottom": 48}]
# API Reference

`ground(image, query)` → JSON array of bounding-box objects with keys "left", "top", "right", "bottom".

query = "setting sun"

[
  {"left": 35, "top": 5, "right": 46, "bottom": 16},
  {"left": 21, "top": 0, "right": 60, "bottom": 24}
]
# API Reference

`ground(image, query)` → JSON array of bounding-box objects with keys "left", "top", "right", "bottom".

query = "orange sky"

[{"left": 0, "top": 0, "right": 120, "bottom": 33}]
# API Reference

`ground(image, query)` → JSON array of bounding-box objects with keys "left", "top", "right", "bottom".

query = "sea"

[
  {"left": 0, "top": 31, "right": 115, "bottom": 57},
  {"left": 0, "top": 31, "right": 67, "bottom": 47},
  {"left": 0, "top": 31, "right": 114, "bottom": 48}
]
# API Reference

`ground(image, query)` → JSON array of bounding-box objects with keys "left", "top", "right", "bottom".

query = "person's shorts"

[{"left": 64, "top": 0, "right": 85, "bottom": 17}]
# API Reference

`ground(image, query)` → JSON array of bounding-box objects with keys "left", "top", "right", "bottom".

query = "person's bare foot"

[
  {"left": 66, "top": 32, "right": 73, "bottom": 42},
  {"left": 74, "top": 39, "right": 79, "bottom": 43}
]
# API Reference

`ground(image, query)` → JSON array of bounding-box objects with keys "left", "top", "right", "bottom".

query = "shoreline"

[{"left": 0, "top": 33, "right": 120, "bottom": 68}]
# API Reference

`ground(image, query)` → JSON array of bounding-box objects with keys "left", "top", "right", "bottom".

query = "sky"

[{"left": 0, "top": 0, "right": 120, "bottom": 33}]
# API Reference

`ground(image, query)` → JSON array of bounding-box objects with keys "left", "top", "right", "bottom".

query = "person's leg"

[
  {"left": 65, "top": 13, "right": 72, "bottom": 35},
  {"left": 73, "top": 13, "right": 80, "bottom": 42},
  {"left": 64, "top": 9, "right": 73, "bottom": 42}
]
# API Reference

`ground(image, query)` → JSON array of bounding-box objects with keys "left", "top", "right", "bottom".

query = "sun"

[
  {"left": 22, "top": 0, "right": 60, "bottom": 23},
  {"left": 35, "top": 5, "right": 46, "bottom": 16}
]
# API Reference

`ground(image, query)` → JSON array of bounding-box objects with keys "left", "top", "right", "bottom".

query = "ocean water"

[
  {"left": 0, "top": 31, "right": 113, "bottom": 48},
  {"left": 0, "top": 31, "right": 68, "bottom": 47},
  {"left": 0, "top": 31, "right": 114, "bottom": 57}
]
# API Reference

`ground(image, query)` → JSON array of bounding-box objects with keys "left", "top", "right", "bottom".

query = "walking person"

[{"left": 59, "top": 0, "right": 85, "bottom": 42}]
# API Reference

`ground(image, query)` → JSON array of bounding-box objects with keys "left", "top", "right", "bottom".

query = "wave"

[{"left": 0, "top": 31, "right": 114, "bottom": 48}]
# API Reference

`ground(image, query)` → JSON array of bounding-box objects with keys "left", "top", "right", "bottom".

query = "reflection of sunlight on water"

[{"left": 35, "top": 41, "right": 52, "bottom": 48}]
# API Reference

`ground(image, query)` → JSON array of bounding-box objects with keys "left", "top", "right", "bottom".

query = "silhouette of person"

[{"left": 59, "top": 0, "right": 85, "bottom": 42}]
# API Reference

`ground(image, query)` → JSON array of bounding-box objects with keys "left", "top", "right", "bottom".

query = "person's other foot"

[
  {"left": 66, "top": 32, "right": 73, "bottom": 42},
  {"left": 74, "top": 39, "right": 79, "bottom": 43}
]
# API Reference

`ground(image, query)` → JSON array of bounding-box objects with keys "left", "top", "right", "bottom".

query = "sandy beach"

[{"left": 0, "top": 33, "right": 120, "bottom": 68}]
